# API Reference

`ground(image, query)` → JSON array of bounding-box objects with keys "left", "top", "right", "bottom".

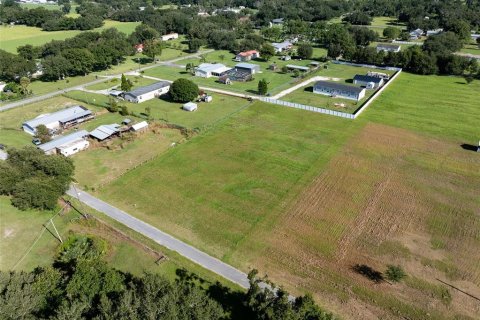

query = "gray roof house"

[
  {"left": 353, "top": 74, "right": 384, "bottom": 88},
  {"left": 376, "top": 44, "right": 401, "bottom": 53},
  {"left": 22, "top": 106, "right": 93, "bottom": 135},
  {"left": 90, "top": 124, "right": 121, "bottom": 141},
  {"left": 272, "top": 41, "right": 293, "bottom": 53},
  {"left": 124, "top": 81, "right": 171, "bottom": 103},
  {"left": 313, "top": 81, "right": 366, "bottom": 101},
  {"left": 38, "top": 130, "right": 90, "bottom": 155},
  {"left": 235, "top": 63, "right": 260, "bottom": 74}
]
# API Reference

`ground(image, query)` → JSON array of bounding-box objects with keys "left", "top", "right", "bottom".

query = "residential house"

[
  {"left": 409, "top": 28, "right": 424, "bottom": 40},
  {"left": 195, "top": 63, "right": 231, "bottom": 78},
  {"left": 235, "top": 63, "right": 260, "bottom": 74},
  {"left": 134, "top": 43, "right": 144, "bottom": 53},
  {"left": 235, "top": 50, "right": 260, "bottom": 62},
  {"left": 22, "top": 105, "right": 93, "bottom": 135},
  {"left": 161, "top": 33, "right": 179, "bottom": 41},
  {"left": 272, "top": 41, "right": 292, "bottom": 53},
  {"left": 353, "top": 74, "right": 384, "bottom": 89},
  {"left": 427, "top": 28, "right": 443, "bottom": 37},
  {"left": 38, "top": 130, "right": 90, "bottom": 156},
  {"left": 313, "top": 81, "right": 366, "bottom": 101},
  {"left": 376, "top": 44, "right": 401, "bottom": 53},
  {"left": 124, "top": 81, "right": 170, "bottom": 103}
]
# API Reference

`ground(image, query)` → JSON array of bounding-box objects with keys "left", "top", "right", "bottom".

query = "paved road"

[
  {"left": 66, "top": 186, "right": 251, "bottom": 289},
  {"left": 0, "top": 50, "right": 214, "bottom": 113}
]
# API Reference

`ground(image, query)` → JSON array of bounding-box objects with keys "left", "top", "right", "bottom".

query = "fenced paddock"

[{"left": 261, "top": 66, "right": 402, "bottom": 120}]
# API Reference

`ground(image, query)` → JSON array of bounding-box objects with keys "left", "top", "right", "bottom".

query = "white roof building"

[
  {"left": 195, "top": 63, "right": 231, "bottom": 78},
  {"left": 161, "top": 33, "right": 179, "bottom": 41},
  {"left": 131, "top": 121, "right": 149, "bottom": 132}
]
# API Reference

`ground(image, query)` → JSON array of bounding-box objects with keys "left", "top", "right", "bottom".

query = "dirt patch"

[{"left": 253, "top": 123, "right": 480, "bottom": 319}]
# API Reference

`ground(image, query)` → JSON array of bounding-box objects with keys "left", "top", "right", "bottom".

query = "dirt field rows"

[{"left": 253, "top": 123, "right": 480, "bottom": 319}]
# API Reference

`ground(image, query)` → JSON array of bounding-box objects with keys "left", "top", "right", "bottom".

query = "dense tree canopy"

[
  {"left": 0, "top": 147, "right": 75, "bottom": 210},
  {"left": 169, "top": 78, "right": 199, "bottom": 102}
]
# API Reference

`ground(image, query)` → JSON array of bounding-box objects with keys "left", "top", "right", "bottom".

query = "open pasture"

[
  {"left": 252, "top": 122, "right": 480, "bottom": 319},
  {"left": 0, "top": 20, "right": 140, "bottom": 54},
  {"left": 98, "top": 102, "right": 357, "bottom": 260}
]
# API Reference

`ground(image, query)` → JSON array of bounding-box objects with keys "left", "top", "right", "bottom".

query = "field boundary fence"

[{"left": 260, "top": 68, "right": 402, "bottom": 120}]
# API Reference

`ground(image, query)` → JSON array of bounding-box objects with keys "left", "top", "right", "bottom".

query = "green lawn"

[
  {"left": 98, "top": 102, "right": 357, "bottom": 262},
  {"left": 459, "top": 43, "right": 480, "bottom": 55},
  {"left": 0, "top": 20, "right": 140, "bottom": 54},
  {"left": 85, "top": 79, "right": 120, "bottom": 91},
  {"left": 363, "top": 73, "right": 480, "bottom": 142},
  {"left": 64, "top": 90, "right": 252, "bottom": 129},
  {"left": 282, "top": 81, "right": 376, "bottom": 114}
]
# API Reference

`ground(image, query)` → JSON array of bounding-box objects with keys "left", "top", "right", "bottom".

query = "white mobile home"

[
  {"left": 124, "top": 81, "right": 170, "bottom": 103},
  {"left": 38, "top": 130, "right": 90, "bottom": 156}
]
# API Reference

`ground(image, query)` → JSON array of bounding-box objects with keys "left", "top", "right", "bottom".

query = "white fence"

[
  {"left": 260, "top": 97, "right": 355, "bottom": 119},
  {"left": 261, "top": 68, "right": 402, "bottom": 120},
  {"left": 353, "top": 68, "right": 402, "bottom": 118}
]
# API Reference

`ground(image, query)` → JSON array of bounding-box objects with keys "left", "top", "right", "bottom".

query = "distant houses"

[
  {"left": 313, "top": 81, "right": 366, "bottom": 101},
  {"left": 22, "top": 105, "right": 94, "bottom": 135},
  {"left": 376, "top": 44, "right": 401, "bottom": 53},
  {"left": 409, "top": 28, "right": 424, "bottom": 40},
  {"left": 124, "top": 81, "right": 170, "bottom": 103},
  {"left": 272, "top": 41, "right": 293, "bottom": 53},
  {"left": 161, "top": 33, "right": 179, "bottom": 41},
  {"left": 235, "top": 50, "right": 260, "bottom": 62}
]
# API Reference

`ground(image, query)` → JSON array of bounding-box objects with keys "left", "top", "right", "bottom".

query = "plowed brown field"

[{"left": 253, "top": 123, "right": 480, "bottom": 319}]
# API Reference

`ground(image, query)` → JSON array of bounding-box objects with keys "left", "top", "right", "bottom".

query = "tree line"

[
  {"left": 0, "top": 0, "right": 104, "bottom": 31},
  {"left": 0, "top": 233, "right": 335, "bottom": 320}
]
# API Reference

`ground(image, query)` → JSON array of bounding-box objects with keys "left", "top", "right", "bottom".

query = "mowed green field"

[
  {"left": 99, "top": 104, "right": 358, "bottom": 259},
  {"left": 0, "top": 20, "right": 140, "bottom": 54}
]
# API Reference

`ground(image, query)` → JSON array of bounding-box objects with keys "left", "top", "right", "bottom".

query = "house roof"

[
  {"left": 131, "top": 121, "right": 149, "bottom": 131},
  {"left": 235, "top": 63, "right": 260, "bottom": 70},
  {"left": 314, "top": 81, "right": 365, "bottom": 95},
  {"left": 24, "top": 106, "right": 91, "bottom": 129},
  {"left": 38, "top": 130, "right": 89, "bottom": 152},
  {"left": 353, "top": 74, "right": 383, "bottom": 84},
  {"left": 376, "top": 44, "right": 401, "bottom": 50},
  {"left": 196, "top": 63, "right": 231, "bottom": 74},
  {"left": 238, "top": 50, "right": 259, "bottom": 57},
  {"left": 125, "top": 81, "right": 170, "bottom": 98},
  {"left": 272, "top": 41, "right": 292, "bottom": 49},
  {"left": 90, "top": 124, "right": 120, "bottom": 141}
]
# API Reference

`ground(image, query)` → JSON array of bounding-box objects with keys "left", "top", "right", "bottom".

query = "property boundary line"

[{"left": 260, "top": 67, "right": 402, "bottom": 120}]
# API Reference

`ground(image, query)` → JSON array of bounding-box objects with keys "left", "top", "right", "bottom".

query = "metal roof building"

[
  {"left": 235, "top": 63, "right": 260, "bottom": 74},
  {"left": 38, "top": 130, "right": 90, "bottom": 155},
  {"left": 90, "top": 124, "right": 120, "bottom": 141},
  {"left": 313, "top": 81, "right": 366, "bottom": 101},
  {"left": 131, "top": 121, "right": 149, "bottom": 132},
  {"left": 124, "top": 81, "right": 171, "bottom": 103},
  {"left": 353, "top": 74, "right": 385, "bottom": 88},
  {"left": 23, "top": 106, "right": 92, "bottom": 135},
  {"left": 286, "top": 64, "right": 310, "bottom": 72}
]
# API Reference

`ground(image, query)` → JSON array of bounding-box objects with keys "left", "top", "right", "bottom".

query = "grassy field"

[
  {"left": 0, "top": 20, "right": 140, "bottom": 54},
  {"left": 93, "top": 73, "right": 479, "bottom": 319},
  {"left": 459, "top": 42, "right": 480, "bottom": 55},
  {"left": 65, "top": 90, "right": 252, "bottom": 129}
]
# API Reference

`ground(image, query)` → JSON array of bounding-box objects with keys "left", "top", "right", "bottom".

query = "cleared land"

[{"left": 0, "top": 20, "right": 140, "bottom": 54}]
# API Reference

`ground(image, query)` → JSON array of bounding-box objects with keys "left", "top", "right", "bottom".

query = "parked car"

[{"left": 32, "top": 138, "right": 41, "bottom": 145}]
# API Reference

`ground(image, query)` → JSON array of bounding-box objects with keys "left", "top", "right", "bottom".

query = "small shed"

[
  {"left": 122, "top": 118, "right": 132, "bottom": 125},
  {"left": 131, "top": 121, "right": 149, "bottom": 132},
  {"left": 183, "top": 102, "right": 198, "bottom": 112},
  {"left": 203, "top": 95, "right": 213, "bottom": 103},
  {"left": 310, "top": 61, "right": 320, "bottom": 67},
  {"left": 90, "top": 124, "right": 120, "bottom": 141},
  {"left": 109, "top": 90, "right": 124, "bottom": 98},
  {"left": 286, "top": 64, "right": 310, "bottom": 72}
]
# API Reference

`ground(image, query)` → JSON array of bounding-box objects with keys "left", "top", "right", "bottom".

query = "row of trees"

[
  {"left": 0, "top": 147, "right": 75, "bottom": 210},
  {"left": 0, "top": 233, "right": 335, "bottom": 320},
  {"left": 0, "top": 0, "right": 104, "bottom": 31}
]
